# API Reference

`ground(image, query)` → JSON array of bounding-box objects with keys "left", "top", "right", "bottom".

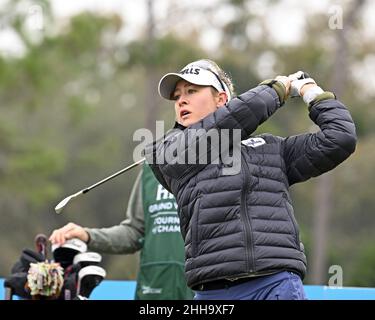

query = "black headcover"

[{"left": 5, "top": 248, "right": 45, "bottom": 299}]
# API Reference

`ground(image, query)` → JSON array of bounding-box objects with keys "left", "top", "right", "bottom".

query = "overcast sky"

[
  {"left": 0, "top": 0, "right": 374, "bottom": 57},
  {"left": 49, "top": 0, "right": 328, "bottom": 46}
]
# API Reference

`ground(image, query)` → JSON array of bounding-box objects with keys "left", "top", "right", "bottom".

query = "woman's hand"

[
  {"left": 299, "top": 83, "right": 317, "bottom": 96},
  {"left": 288, "top": 71, "right": 317, "bottom": 97},
  {"left": 275, "top": 75, "right": 291, "bottom": 97}
]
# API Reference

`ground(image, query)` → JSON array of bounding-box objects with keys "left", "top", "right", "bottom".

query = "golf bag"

[{"left": 4, "top": 235, "right": 106, "bottom": 300}]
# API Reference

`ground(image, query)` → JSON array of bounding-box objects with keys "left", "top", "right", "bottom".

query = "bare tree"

[{"left": 144, "top": 0, "right": 160, "bottom": 132}]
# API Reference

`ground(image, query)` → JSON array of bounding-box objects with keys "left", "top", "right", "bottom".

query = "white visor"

[{"left": 158, "top": 65, "right": 230, "bottom": 100}]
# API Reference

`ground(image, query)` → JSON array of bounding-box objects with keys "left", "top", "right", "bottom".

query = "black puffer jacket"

[{"left": 145, "top": 84, "right": 357, "bottom": 289}]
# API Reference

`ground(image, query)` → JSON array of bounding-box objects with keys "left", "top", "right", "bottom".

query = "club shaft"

[
  {"left": 55, "top": 158, "right": 145, "bottom": 214},
  {"left": 83, "top": 158, "right": 145, "bottom": 193}
]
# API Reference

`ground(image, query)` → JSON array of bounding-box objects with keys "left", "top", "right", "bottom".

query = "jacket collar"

[{"left": 173, "top": 122, "right": 186, "bottom": 130}]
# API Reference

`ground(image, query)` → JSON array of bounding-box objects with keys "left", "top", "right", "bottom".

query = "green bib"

[{"left": 135, "top": 164, "right": 193, "bottom": 300}]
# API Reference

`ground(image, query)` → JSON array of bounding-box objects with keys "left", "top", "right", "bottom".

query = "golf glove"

[
  {"left": 288, "top": 71, "right": 324, "bottom": 104},
  {"left": 288, "top": 71, "right": 316, "bottom": 97}
]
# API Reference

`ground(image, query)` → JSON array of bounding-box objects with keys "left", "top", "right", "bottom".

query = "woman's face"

[{"left": 172, "top": 80, "right": 226, "bottom": 127}]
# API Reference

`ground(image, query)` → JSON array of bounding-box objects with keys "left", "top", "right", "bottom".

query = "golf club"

[
  {"left": 55, "top": 157, "right": 145, "bottom": 214},
  {"left": 73, "top": 252, "right": 102, "bottom": 268},
  {"left": 76, "top": 265, "right": 106, "bottom": 299}
]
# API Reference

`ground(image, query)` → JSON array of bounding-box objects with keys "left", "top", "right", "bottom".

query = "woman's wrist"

[{"left": 301, "top": 85, "right": 324, "bottom": 105}]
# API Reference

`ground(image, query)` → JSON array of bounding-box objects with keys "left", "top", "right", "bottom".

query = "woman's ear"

[{"left": 216, "top": 92, "right": 228, "bottom": 108}]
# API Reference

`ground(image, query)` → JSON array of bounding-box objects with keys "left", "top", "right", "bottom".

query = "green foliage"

[
  {"left": 348, "top": 243, "right": 375, "bottom": 287},
  {"left": 126, "top": 34, "right": 206, "bottom": 69}
]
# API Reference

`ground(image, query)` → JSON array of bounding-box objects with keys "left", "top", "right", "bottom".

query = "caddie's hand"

[
  {"left": 288, "top": 71, "right": 317, "bottom": 97},
  {"left": 49, "top": 222, "right": 89, "bottom": 246},
  {"left": 275, "top": 75, "right": 291, "bottom": 97}
]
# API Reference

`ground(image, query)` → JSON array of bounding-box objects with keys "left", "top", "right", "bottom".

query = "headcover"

[
  {"left": 26, "top": 261, "right": 64, "bottom": 298},
  {"left": 52, "top": 238, "right": 87, "bottom": 268}
]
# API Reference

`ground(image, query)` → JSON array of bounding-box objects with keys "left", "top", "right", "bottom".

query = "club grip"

[{"left": 299, "top": 72, "right": 310, "bottom": 79}]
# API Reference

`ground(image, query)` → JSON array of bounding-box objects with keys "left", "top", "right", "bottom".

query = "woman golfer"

[{"left": 145, "top": 59, "right": 356, "bottom": 300}]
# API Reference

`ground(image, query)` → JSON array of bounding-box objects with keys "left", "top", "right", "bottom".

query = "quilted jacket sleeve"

[
  {"left": 283, "top": 96, "right": 357, "bottom": 185},
  {"left": 145, "top": 84, "right": 284, "bottom": 192}
]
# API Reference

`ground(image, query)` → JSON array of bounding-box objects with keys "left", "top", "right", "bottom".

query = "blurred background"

[{"left": 0, "top": 0, "right": 374, "bottom": 287}]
